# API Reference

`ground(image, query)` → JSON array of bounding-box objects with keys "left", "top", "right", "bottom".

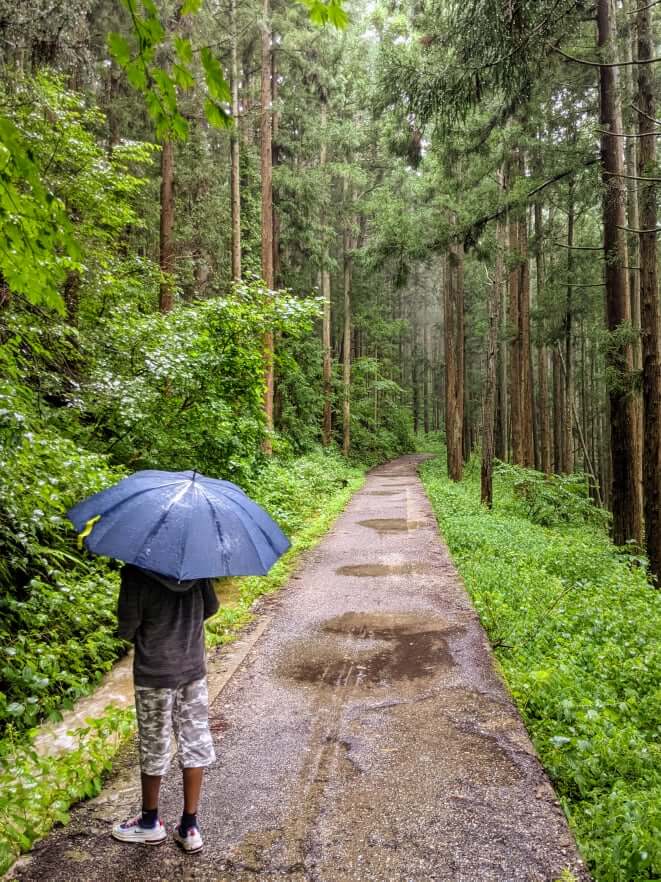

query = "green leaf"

[
  {"left": 180, "top": 0, "right": 203, "bottom": 13},
  {"left": 107, "top": 32, "right": 132, "bottom": 67},
  {"left": 201, "top": 48, "right": 231, "bottom": 103},
  {"left": 174, "top": 36, "right": 193, "bottom": 66},
  {"left": 172, "top": 63, "right": 195, "bottom": 91},
  {"left": 204, "top": 98, "right": 232, "bottom": 130}
]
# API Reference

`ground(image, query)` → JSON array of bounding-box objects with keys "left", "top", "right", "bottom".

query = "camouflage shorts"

[{"left": 134, "top": 677, "right": 216, "bottom": 776}]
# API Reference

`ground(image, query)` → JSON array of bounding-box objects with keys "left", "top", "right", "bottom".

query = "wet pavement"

[{"left": 10, "top": 456, "right": 590, "bottom": 882}]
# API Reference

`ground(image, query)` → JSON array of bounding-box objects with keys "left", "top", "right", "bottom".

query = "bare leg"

[
  {"left": 141, "top": 773, "right": 162, "bottom": 811},
  {"left": 182, "top": 767, "right": 204, "bottom": 814}
]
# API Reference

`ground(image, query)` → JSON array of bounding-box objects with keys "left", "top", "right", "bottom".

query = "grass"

[{"left": 420, "top": 455, "right": 660, "bottom": 882}]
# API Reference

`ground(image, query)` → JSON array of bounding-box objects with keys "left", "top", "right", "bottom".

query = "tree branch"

[
  {"left": 553, "top": 241, "right": 603, "bottom": 250},
  {"left": 632, "top": 104, "right": 661, "bottom": 125},
  {"left": 462, "top": 158, "right": 599, "bottom": 246},
  {"left": 626, "top": 0, "right": 661, "bottom": 13},
  {"left": 616, "top": 224, "right": 661, "bottom": 233},
  {"left": 596, "top": 128, "right": 661, "bottom": 137},
  {"left": 550, "top": 42, "right": 661, "bottom": 66},
  {"left": 603, "top": 170, "right": 661, "bottom": 181}
]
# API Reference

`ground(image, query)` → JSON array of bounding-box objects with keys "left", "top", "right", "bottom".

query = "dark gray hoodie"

[{"left": 117, "top": 564, "right": 219, "bottom": 689}]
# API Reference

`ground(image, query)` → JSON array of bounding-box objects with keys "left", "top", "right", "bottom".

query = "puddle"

[
  {"left": 364, "top": 491, "right": 403, "bottom": 497},
  {"left": 358, "top": 518, "right": 426, "bottom": 533},
  {"left": 336, "top": 563, "right": 433, "bottom": 577},
  {"left": 282, "top": 612, "right": 463, "bottom": 688}
]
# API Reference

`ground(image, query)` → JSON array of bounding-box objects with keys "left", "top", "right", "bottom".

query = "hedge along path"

[{"left": 10, "top": 455, "right": 589, "bottom": 882}]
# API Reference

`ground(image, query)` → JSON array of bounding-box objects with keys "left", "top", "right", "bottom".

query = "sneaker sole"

[
  {"left": 111, "top": 831, "right": 167, "bottom": 846},
  {"left": 174, "top": 837, "right": 204, "bottom": 854}
]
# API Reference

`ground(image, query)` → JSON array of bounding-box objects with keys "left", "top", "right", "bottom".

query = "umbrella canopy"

[{"left": 67, "top": 469, "right": 290, "bottom": 580}]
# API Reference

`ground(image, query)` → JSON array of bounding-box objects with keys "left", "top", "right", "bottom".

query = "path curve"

[{"left": 11, "top": 456, "right": 590, "bottom": 882}]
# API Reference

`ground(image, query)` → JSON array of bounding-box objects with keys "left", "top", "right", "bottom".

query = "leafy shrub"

[
  {"left": 0, "top": 380, "right": 125, "bottom": 739},
  {"left": 77, "top": 280, "right": 320, "bottom": 483},
  {"left": 244, "top": 447, "right": 362, "bottom": 535},
  {"left": 421, "top": 459, "right": 660, "bottom": 882},
  {"left": 0, "top": 707, "right": 135, "bottom": 875},
  {"left": 496, "top": 462, "right": 611, "bottom": 530}
]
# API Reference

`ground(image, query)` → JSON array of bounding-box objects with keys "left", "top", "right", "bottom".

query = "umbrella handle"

[{"left": 77, "top": 515, "right": 101, "bottom": 549}]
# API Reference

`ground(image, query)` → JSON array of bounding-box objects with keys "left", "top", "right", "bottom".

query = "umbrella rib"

[
  {"left": 202, "top": 486, "right": 285, "bottom": 559},
  {"left": 200, "top": 486, "right": 275, "bottom": 572},
  {"left": 134, "top": 482, "right": 192, "bottom": 573},
  {"left": 202, "top": 493, "right": 230, "bottom": 576}
]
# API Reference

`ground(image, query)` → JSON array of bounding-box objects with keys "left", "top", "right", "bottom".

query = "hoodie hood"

[{"left": 145, "top": 569, "right": 200, "bottom": 593}]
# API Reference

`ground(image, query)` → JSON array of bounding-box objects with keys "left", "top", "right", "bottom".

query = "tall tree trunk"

[
  {"left": 623, "top": 3, "right": 641, "bottom": 371},
  {"left": 496, "top": 253, "right": 508, "bottom": 461},
  {"left": 319, "top": 98, "right": 332, "bottom": 446},
  {"left": 271, "top": 46, "right": 281, "bottom": 285},
  {"left": 481, "top": 219, "right": 504, "bottom": 506},
  {"left": 534, "top": 197, "right": 552, "bottom": 474},
  {"left": 229, "top": 0, "right": 241, "bottom": 281},
  {"left": 159, "top": 140, "right": 175, "bottom": 313},
  {"left": 412, "top": 314, "right": 420, "bottom": 435},
  {"left": 260, "top": 0, "right": 274, "bottom": 452},
  {"left": 553, "top": 347, "right": 564, "bottom": 473},
  {"left": 423, "top": 296, "right": 431, "bottom": 435},
  {"left": 597, "top": 0, "right": 643, "bottom": 545},
  {"left": 637, "top": 1, "right": 661, "bottom": 580},
  {"left": 342, "top": 209, "right": 353, "bottom": 457},
  {"left": 518, "top": 205, "right": 535, "bottom": 467},
  {"left": 563, "top": 183, "right": 575, "bottom": 473},
  {"left": 445, "top": 242, "right": 464, "bottom": 480},
  {"left": 508, "top": 202, "right": 523, "bottom": 464}
]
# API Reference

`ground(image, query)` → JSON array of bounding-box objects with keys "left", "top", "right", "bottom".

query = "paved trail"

[{"left": 12, "top": 456, "right": 589, "bottom": 882}]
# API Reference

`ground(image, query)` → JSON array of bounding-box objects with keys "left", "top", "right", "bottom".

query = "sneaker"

[
  {"left": 112, "top": 815, "right": 167, "bottom": 845},
  {"left": 173, "top": 824, "right": 204, "bottom": 853}
]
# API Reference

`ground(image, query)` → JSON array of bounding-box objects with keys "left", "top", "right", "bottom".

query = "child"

[{"left": 111, "top": 564, "right": 219, "bottom": 853}]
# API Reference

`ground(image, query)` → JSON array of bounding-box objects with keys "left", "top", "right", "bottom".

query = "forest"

[{"left": 0, "top": 0, "right": 659, "bottom": 880}]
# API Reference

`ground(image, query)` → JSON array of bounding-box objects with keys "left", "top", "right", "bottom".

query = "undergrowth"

[
  {"left": 0, "top": 707, "right": 135, "bottom": 875},
  {"left": 420, "top": 456, "right": 660, "bottom": 882}
]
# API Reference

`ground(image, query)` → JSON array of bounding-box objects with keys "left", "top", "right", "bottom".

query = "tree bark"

[
  {"left": 563, "top": 183, "right": 575, "bottom": 473},
  {"left": 260, "top": 0, "right": 274, "bottom": 452},
  {"left": 623, "top": 2, "right": 641, "bottom": 372},
  {"left": 481, "top": 219, "right": 504, "bottom": 506},
  {"left": 342, "top": 207, "right": 353, "bottom": 457},
  {"left": 319, "top": 98, "right": 332, "bottom": 447},
  {"left": 496, "top": 256, "right": 508, "bottom": 461},
  {"left": 445, "top": 242, "right": 465, "bottom": 481},
  {"left": 159, "top": 140, "right": 175, "bottom": 313},
  {"left": 271, "top": 45, "right": 281, "bottom": 285},
  {"left": 423, "top": 295, "right": 431, "bottom": 435},
  {"left": 553, "top": 347, "right": 564, "bottom": 473},
  {"left": 518, "top": 205, "right": 535, "bottom": 467},
  {"left": 636, "top": 0, "right": 661, "bottom": 580},
  {"left": 508, "top": 202, "right": 523, "bottom": 465},
  {"left": 597, "top": 0, "right": 643, "bottom": 546},
  {"left": 230, "top": 0, "right": 241, "bottom": 282},
  {"left": 534, "top": 197, "right": 552, "bottom": 474}
]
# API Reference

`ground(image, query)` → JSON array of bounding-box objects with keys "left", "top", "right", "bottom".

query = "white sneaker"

[
  {"left": 174, "top": 824, "right": 204, "bottom": 853},
  {"left": 112, "top": 815, "right": 167, "bottom": 845}
]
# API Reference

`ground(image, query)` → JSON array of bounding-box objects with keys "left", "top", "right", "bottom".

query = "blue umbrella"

[{"left": 67, "top": 470, "right": 290, "bottom": 581}]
